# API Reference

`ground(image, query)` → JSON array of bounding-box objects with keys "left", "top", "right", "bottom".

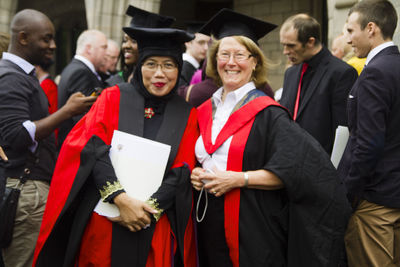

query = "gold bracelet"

[{"left": 244, "top": 172, "right": 249, "bottom": 187}]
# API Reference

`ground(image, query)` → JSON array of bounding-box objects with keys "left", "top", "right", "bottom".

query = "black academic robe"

[
  {"left": 178, "top": 61, "right": 197, "bottom": 87},
  {"left": 196, "top": 90, "right": 351, "bottom": 267},
  {"left": 33, "top": 84, "right": 199, "bottom": 267}
]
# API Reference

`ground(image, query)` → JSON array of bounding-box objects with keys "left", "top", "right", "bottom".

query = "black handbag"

[
  {"left": 0, "top": 185, "right": 20, "bottom": 248},
  {"left": 0, "top": 153, "right": 34, "bottom": 248}
]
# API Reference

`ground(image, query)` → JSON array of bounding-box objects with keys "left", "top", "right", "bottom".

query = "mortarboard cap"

[
  {"left": 126, "top": 5, "right": 176, "bottom": 28},
  {"left": 199, "top": 8, "right": 277, "bottom": 44},
  {"left": 122, "top": 27, "right": 194, "bottom": 68},
  {"left": 185, "top": 21, "right": 206, "bottom": 34}
]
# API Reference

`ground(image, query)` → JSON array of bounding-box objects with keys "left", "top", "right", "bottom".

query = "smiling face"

[
  {"left": 346, "top": 12, "right": 372, "bottom": 58},
  {"left": 141, "top": 56, "right": 179, "bottom": 97},
  {"left": 27, "top": 18, "right": 56, "bottom": 67},
  {"left": 216, "top": 37, "right": 257, "bottom": 92},
  {"left": 122, "top": 34, "right": 138, "bottom": 66}
]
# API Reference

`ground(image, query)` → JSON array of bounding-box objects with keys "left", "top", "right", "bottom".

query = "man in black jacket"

[
  {"left": 0, "top": 9, "right": 96, "bottom": 267},
  {"left": 280, "top": 14, "right": 358, "bottom": 155},
  {"left": 57, "top": 29, "right": 107, "bottom": 148},
  {"left": 178, "top": 23, "right": 210, "bottom": 87},
  {"left": 338, "top": 1, "right": 400, "bottom": 266}
]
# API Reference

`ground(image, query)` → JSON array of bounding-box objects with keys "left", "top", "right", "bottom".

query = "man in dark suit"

[
  {"left": 280, "top": 14, "right": 358, "bottom": 155},
  {"left": 57, "top": 29, "right": 107, "bottom": 147},
  {"left": 0, "top": 9, "right": 96, "bottom": 266},
  {"left": 178, "top": 22, "right": 210, "bottom": 87},
  {"left": 338, "top": 1, "right": 400, "bottom": 266}
]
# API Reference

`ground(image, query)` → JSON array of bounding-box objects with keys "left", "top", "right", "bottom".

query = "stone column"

[
  {"left": 84, "top": 0, "right": 161, "bottom": 43},
  {"left": 0, "top": 0, "right": 17, "bottom": 33},
  {"left": 327, "top": 0, "right": 400, "bottom": 48},
  {"left": 390, "top": 0, "right": 400, "bottom": 45}
]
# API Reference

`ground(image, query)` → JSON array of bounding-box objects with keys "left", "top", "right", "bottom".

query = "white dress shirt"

[
  {"left": 195, "top": 82, "right": 256, "bottom": 171},
  {"left": 182, "top": 53, "right": 200, "bottom": 69},
  {"left": 74, "top": 54, "right": 101, "bottom": 81},
  {"left": 365, "top": 41, "right": 395, "bottom": 66}
]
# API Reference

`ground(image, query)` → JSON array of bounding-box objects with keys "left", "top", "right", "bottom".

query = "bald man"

[
  {"left": 0, "top": 9, "right": 96, "bottom": 267},
  {"left": 331, "top": 34, "right": 352, "bottom": 60},
  {"left": 57, "top": 29, "right": 107, "bottom": 147}
]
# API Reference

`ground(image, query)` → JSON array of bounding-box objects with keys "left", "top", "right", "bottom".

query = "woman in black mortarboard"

[
  {"left": 106, "top": 5, "right": 176, "bottom": 86},
  {"left": 190, "top": 8, "right": 351, "bottom": 267},
  {"left": 33, "top": 26, "right": 199, "bottom": 267}
]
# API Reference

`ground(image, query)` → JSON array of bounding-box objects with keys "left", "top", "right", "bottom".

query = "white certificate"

[
  {"left": 94, "top": 130, "right": 171, "bottom": 217},
  {"left": 331, "top": 126, "right": 349, "bottom": 169}
]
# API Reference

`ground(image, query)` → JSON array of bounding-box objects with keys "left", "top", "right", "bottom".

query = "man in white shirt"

[
  {"left": 179, "top": 23, "right": 210, "bottom": 86},
  {"left": 57, "top": 29, "right": 108, "bottom": 147},
  {"left": 338, "top": 1, "right": 400, "bottom": 266},
  {"left": 0, "top": 9, "right": 96, "bottom": 267}
]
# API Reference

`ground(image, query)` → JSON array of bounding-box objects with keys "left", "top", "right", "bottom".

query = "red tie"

[{"left": 293, "top": 62, "right": 308, "bottom": 120}]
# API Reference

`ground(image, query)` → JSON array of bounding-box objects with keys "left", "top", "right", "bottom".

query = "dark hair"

[
  {"left": 281, "top": 14, "right": 321, "bottom": 46},
  {"left": 349, "top": 0, "right": 397, "bottom": 40}
]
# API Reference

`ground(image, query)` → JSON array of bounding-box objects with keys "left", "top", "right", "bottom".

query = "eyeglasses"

[
  {"left": 142, "top": 61, "right": 177, "bottom": 72},
  {"left": 217, "top": 51, "right": 253, "bottom": 62}
]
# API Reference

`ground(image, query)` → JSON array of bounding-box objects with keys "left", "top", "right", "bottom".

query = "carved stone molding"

[{"left": 335, "top": 0, "right": 358, "bottom": 9}]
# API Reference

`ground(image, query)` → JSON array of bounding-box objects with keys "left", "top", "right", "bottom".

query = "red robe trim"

[
  {"left": 197, "top": 96, "right": 280, "bottom": 267},
  {"left": 33, "top": 86, "right": 121, "bottom": 267},
  {"left": 33, "top": 86, "right": 199, "bottom": 267}
]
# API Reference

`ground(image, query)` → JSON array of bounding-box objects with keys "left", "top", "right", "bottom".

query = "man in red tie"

[{"left": 279, "top": 14, "right": 358, "bottom": 155}]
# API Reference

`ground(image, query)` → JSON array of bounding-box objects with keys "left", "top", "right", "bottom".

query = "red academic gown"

[
  {"left": 33, "top": 84, "right": 199, "bottom": 267},
  {"left": 40, "top": 77, "right": 59, "bottom": 140},
  {"left": 40, "top": 77, "right": 58, "bottom": 115},
  {"left": 196, "top": 89, "right": 351, "bottom": 267}
]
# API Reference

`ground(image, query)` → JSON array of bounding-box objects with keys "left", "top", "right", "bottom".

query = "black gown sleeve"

[
  {"left": 244, "top": 105, "right": 351, "bottom": 266},
  {"left": 91, "top": 143, "right": 125, "bottom": 203},
  {"left": 147, "top": 164, "right": 191, "bottom": 221}
]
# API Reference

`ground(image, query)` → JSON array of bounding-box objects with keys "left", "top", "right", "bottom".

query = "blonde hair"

[{"left": 206, "top": 36, "right": 269, "bottom": 89}]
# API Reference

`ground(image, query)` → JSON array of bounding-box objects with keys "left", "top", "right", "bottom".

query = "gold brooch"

[{"left": 144, "top": 107, "right": 155, "bottom": 119}]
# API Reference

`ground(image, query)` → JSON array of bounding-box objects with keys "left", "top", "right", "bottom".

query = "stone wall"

[
  {"left": 84, "top": 0, "right": 161, "bottom": 44},
  {"left": 0, "top": 0, "right": 17, "bottom": 33},
  {"left": 328, "top": 0, "right": 400, "bottom": 47},
  {"left": 390, "top": 0, "right": 400, "bottom": 45},
  {"left": 234, "top": 0, "right": 321, "bottom": 91}
]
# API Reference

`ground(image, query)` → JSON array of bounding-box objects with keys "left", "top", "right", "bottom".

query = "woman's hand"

[
  {"left": 200, "top": 169, "right": 284, "bottom": 197},
  {"left": 202, "top": 170, "right": 244, "bottom": 197},
  {"left": 108, "top": 192, "right": 158, "bottom": 232},
  {"left": 191, "top": 167, "right": 206, "bottom": 191}
]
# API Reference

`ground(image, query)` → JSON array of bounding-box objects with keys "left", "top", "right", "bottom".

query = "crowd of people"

[{"left": 0, "top": 0, "right": 399, "bottom": 266}]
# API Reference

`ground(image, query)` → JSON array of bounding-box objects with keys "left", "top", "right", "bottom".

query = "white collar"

[
  {"left": 365, "top": 41, "right": 395, "bottom": 65},
  {"left": 212, "top": 81, "right": 256, "bottom": 106},
  {"left": 182, "top": 53, "right": 200, "bottom": 69},
  {"left": 74, "top": 54, "right": 98, "bottom": 75},
  {"left": 2, "top": 52, "right": 35, "bottom": 75}
]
